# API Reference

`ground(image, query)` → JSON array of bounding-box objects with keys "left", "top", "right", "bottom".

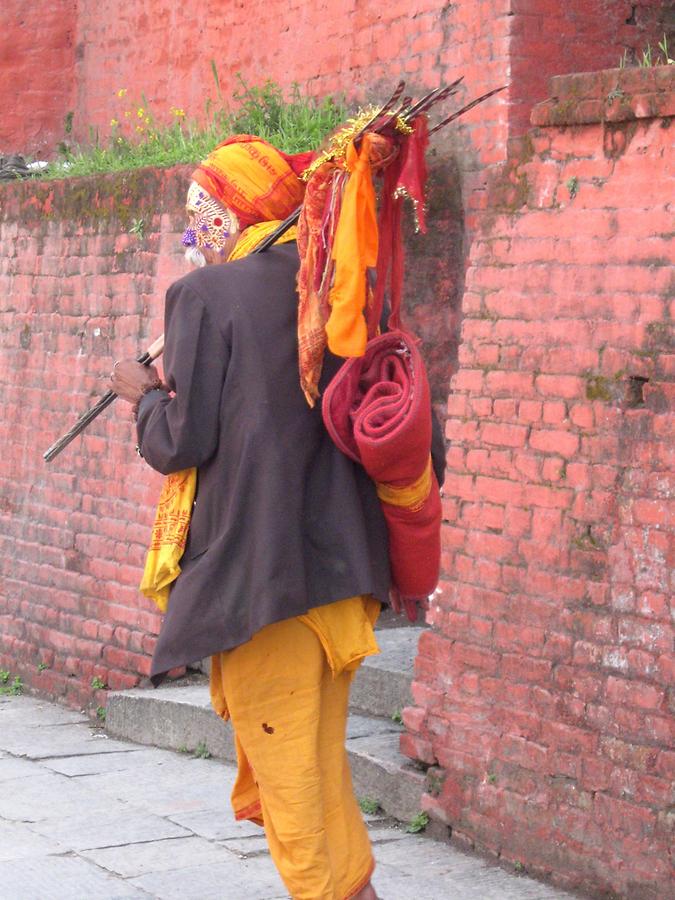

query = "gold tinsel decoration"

[{"left": 300, "top": 106, "right": 381, "bottom": 181}]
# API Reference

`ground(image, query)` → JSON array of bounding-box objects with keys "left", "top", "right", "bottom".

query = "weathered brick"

[{"left": 481, "top": 422, "right": 529, "bottom": 448}]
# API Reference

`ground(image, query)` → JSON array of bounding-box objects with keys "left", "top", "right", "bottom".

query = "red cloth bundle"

[{"left": 322, "top": 330, "right": 441, "bottom": 602}]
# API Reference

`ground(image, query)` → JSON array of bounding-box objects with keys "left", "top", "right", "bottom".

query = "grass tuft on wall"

[{"left": 42, "top": 76, "right": 347, "bottom": 180}]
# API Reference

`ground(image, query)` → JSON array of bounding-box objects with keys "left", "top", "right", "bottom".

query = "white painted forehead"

[{"left": 186, "top": 181, "right": 212, "bottom": 213}]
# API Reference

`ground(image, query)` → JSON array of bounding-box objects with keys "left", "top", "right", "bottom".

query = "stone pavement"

[{"left": 0, "top": 694, "right": 580, "bottom": 900}]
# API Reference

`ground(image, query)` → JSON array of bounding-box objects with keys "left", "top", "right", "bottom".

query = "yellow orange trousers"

[{"left": 209, "top": 597, "right": 380, "bottom": 899}]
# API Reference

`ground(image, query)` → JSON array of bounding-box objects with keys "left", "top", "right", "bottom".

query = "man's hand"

[
  {"left": 110, "top": 360, "right": 164, "bottom": 406},
  {"left": 389, "top": 586, "right": 430, "bottom": 623}
]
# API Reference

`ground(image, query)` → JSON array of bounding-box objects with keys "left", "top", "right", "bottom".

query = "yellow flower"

[
  {"left": 110, "top": 118, "right": 119, "bottom": 127},
  {"left": 117, "top": 88, "right": 128, "bottom": 98},
  {"left": 135, "top": 125, "right": 145, "bottom": 133},
  {"left": 145, "top": 117, "right": 150, "bottom": 125},
  {"left": 124, "top": 110, "right": 131, "bottom": 118},
  {"left": 171, "top": 107, "right": 186, "bottom": 118},
  {"left": 137, "top": 107, "right": 145, "bottom": 118}
]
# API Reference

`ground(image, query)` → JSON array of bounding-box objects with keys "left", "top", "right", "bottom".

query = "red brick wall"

[
  {"left": 402, "top": 66, "right": 674, "bottom": 899},
  {"left": 0, "top": 1, "right": 77, "bottom": 157},
  {"left": 509, "top": 0, "right": 673, "bottom": 134},
  {"left": 4, "top": 1, "right": 670, "bottom": 157},
  {"left": 68, "top": 0, "right": 511, "bottom": 149},
  {"left": 0, "top": 167, "right": 191, "bottom": 708}
]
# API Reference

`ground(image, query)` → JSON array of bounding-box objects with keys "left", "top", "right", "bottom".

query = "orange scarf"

[{"left": 192, "top": 134, "right": 311, "bottom": 228}]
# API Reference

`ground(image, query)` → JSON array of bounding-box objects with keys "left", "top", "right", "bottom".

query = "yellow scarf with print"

[{"left": 140, "top": 222, "right": 298, "bottom": 611}]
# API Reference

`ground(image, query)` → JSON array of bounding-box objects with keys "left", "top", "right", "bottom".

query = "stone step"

[
  {"left": 106, "top": 680, "right": 426, "bottom": 824},
  {"left": 350, "top": 626, "right": 424, "bottom": 718},
  {"left": 191, "top": 625, "right": 423, "bottom": 720}
]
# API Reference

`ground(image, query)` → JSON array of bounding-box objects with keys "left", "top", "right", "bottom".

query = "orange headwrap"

[{"left": 192, "top": 134, "right": 313, "bottom": 227}]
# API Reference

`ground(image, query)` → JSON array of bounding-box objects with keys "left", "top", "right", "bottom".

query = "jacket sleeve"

[{"left": 136, "top": 280, "right": 230, "bottom": 474}]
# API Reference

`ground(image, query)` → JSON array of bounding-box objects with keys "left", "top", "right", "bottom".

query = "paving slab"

[
  {"left": 0, "top": 771, "right": 126, "bottom": 822},
  {"left": 0, "top": 722, "right": 139, "bottom": 760},
  {"left": 0, "top": 695, "right": 88, "bottom": 727},
  {"left": 218, "top": 834, "right": 273, "bottom": 857},
  {"left": 0, "top": 820, "right": 67, "bottom": 863},
  {"left": 29, "top": 809, "right": 192, "bottom": 852},
  {"left": 0, "top": 755, "right": 40, "bottom": 782},
  {"left": 75, "top": 755, "right": 235, "bottom": 817},
  {"left": 0, "top": 855, "right": 151, "bottom": 900},
  {"left": 81, "top": 834, "right": 238, "bottom": 878},
  {"left": 40, "top": 747, "right": 178, "bottom": 777},
  {"left": 372, "top": 839, "right": 576, "bottom": 899},
  {"left": 167, "top": 807, "right": 263, "bottom": 842},
  {"left": 128, "top": 856, "right": 288, "bottom": 900}
]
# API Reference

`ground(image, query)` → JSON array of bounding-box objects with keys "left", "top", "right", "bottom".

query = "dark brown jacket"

[{"left": 137, "top": 244, "right": 393, "bottom": 684}]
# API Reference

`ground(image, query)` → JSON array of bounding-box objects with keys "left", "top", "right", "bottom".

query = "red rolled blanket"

[{"left": 322, "top": 330, "right": 442, "bottom": 602}]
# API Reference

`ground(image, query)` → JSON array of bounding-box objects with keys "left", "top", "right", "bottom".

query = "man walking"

[{"left": 111, "top": 134, "right": 394, "bottom": 899}]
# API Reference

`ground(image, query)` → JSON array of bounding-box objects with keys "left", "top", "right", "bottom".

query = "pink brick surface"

[{"left": 410, "top": 74, "right": 673, "bottom": 899}]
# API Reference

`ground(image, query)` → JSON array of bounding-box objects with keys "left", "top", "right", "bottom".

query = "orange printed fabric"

[
  {"left": 192, "top": 134, "right": 311, "bottom": 228},
  {"left": 296, "top": 163, "right": 345, "bottom": 404},
  {"left": 139, "top": 469, "right": 197, "bottom": 611}
]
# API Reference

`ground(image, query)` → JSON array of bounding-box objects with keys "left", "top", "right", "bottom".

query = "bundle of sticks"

[{"left": 43, "top": 79, "right": 505, "bottom": 462}]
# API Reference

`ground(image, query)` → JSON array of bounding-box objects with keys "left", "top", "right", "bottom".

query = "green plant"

[
  {"left": 487, "top": 772, "right": 497, "bottom": 784},
  {"left": 128, "top": 217, "right": 145, "bottom": 240},
  {"left": 178, "top": 744, "right": 189, "bottom": 754},
  {"left": 37, "top": 663, "right": 49, "bottom": 672},
  {"left": 91, "top": 676, "right": 107, "bottom": 690},
  {"left": 565, "top": 176, "right": 579, "bottom": 199},
  {"left": 391, "top": 709, "right": 403, "bottom": 725},
  {"left": 606, "top": 87, "right": 626, "bottom": 103},
  {"left": 193, "top": 741, "right": 211, "bottom": 759},
  {"left": 658, "top": 34, "right": 674, "bottom": 64},
  {"left": 406, "top": 811, "right": 430, "bottom": 834},
  {"left": 41, "top": 75, "right": 347, "bottom": 181},
  {"left": 0, "top": 673, "right": 22, "bottom": 696},
  {"left": 514, "top": 861, "right": 525, "bottom": 873},
  {"left": 619, "top": 33, "right": 674, "bottom": 68},
  {"left": 96, "top": 706, "right": 107, "bottom": 721},
  {"left": 358, "top": 797, "right": 380, "bottom": 815}
]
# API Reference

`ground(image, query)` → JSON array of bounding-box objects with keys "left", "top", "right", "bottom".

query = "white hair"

[{"left": 185, "top": 246, "right": 207, "bottom": 268}]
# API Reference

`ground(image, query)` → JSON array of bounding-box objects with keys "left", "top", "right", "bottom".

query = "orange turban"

[{"left": 192, "top": 134, "right": 313, "bottom": 227}]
